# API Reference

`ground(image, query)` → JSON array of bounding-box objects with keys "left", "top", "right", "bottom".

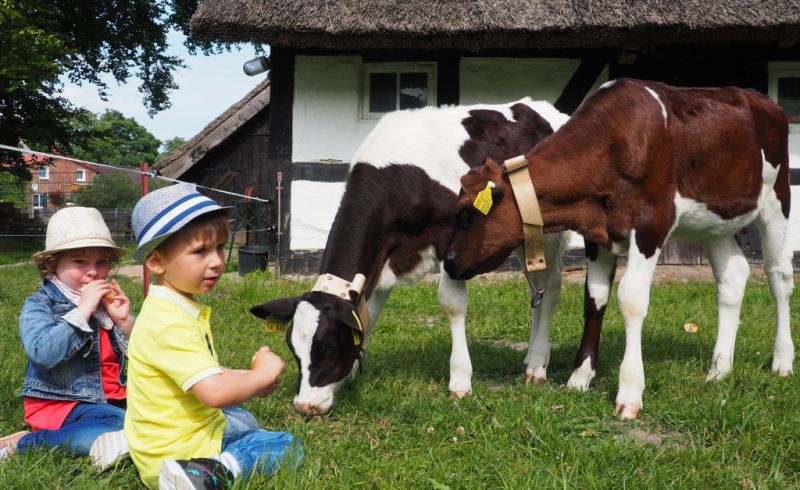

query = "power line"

[{"left": 0, "top": 143, "right": 272, "bottom": 203}]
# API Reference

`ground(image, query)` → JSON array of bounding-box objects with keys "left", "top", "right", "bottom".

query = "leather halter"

[
  {"left": 311, "top": 273, "right": 371, "bottom": 344},
  {"left": 502, "top": 155, "right": 547, "bottom": 273}
]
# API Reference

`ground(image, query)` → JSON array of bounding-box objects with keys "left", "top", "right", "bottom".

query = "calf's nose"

[{"left": 294, "top": 401, "right": 323, "bottom": 416}]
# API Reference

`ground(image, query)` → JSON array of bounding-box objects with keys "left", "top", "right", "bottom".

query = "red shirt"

[{"left": 24, "top": 328, "right": 126, "bottom": 431}]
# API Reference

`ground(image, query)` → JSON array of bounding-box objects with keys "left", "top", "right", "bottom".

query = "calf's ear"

[{"left": 250, "top": 297, "right": 301, "bottom": 321}]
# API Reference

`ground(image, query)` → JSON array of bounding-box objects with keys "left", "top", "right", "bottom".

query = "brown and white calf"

[
  {"left": 445, "top": 79, "right": 795, "bottom": 419},
  {"left": 251, "top": 99, "right": 572, "bottom": 415}
]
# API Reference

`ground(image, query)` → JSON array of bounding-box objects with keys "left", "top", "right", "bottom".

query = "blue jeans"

[
  {"left": 221, "top": 408, "right": 302, "bottom": 479},
  {"left": 17, "top": 402, "right": 125, "bottom": 456}
]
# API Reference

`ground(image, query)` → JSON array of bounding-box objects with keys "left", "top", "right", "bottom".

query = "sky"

[{"left": 59, "top": 30, "right": 267, "bottom": 144}]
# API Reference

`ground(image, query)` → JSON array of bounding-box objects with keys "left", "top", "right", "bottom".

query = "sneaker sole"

[
  {"left": 89, "top": 430, "right": 129, "bottom": 470},
  {"left": 159, "top": 460, "right": 198, "bottom": 490},
  {"left": 0, "top": 431, "right": 31, "bottom": 460}
]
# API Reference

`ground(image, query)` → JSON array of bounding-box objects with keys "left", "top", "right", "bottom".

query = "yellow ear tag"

[
  {"left": 473, "top": 181, "right": 495, "bottom": 215},
  {"left": 351, "top": 311, "right": 363, "bottom": 345},
  {"left": 264, "top": 319, "right": 289, "bottom": 333}
]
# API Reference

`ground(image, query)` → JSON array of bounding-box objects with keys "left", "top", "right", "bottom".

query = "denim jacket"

[{"left": 19, "top": 279, "right": 129, "bottom": 403}]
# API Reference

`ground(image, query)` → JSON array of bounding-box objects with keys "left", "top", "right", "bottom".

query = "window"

[
  {"left": 769, "top": 63, "right": 800, "bottom": 130},
  {"left": 361, "top": 63, "right": 436, "bottom": 118},
  {"left": 33, "top": 193, "right": 47, "bottom": 209},
  {"left": 76, "top": 169, "right": 86, "bottom": 182},
  {"left": 38, "top": 166, "right": 49, "bottom": 180},
  {"left": 66, "top": 192, "right": 75, "bottom": 205}
]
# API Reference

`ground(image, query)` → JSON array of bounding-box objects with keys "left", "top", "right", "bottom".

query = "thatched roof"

[
  {"left": 155, "top": 78, "right": 270, "bottom": 178},
  {"left": 191, "top": 0, "right": 800, "bottom": 51}
]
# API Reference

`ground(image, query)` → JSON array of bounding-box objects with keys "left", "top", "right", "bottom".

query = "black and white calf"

[{"left": 251, "top": 99, "right": 571, "bottom": 415}]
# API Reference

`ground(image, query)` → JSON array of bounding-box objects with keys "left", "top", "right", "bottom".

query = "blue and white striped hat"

[{"left": 132, "top": 184, "right": 228, "bottom": 263}]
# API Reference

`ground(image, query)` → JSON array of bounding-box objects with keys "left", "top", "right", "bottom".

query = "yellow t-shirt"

[{"left": 124, "top": 285, "right": 227, "bottom": 488}]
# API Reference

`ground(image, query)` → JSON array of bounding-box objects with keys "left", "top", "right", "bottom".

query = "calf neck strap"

[
  {"left": 503, "top": 155, "right": 547, "bottom": 273},
  {"left": 311, "top": 273, "right": 371, "bottom": 340}
]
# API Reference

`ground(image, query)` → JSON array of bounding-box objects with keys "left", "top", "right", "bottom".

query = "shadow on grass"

[{"left": 321, "top": 323, "right": 753, "bottom": 413}]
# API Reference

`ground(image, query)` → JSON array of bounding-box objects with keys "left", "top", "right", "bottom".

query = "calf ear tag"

[
  {"left": 351, "top": 311, "right": 363, "bottom": 346},
  {"left": 473, "top": 181, "right": 495, "bottom": 215},
  {"left": 264, "top": 318, "right": 289, "bottom": 333}
]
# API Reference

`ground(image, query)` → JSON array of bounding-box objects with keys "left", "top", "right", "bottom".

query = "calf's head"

[
  {"left": 444, "top": 158, "right": 524, "bottom": 280},
  {"left": 250, "top": 292, "right": 364, "bottom": 415}
]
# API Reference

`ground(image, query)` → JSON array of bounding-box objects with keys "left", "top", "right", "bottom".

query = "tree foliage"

[
  {"left": 64, "top": 109, "right": 161, "bottom": 166},
  {"left": 74, "top": 172, "right": 171, "bottom": 209},
  {"left": 160, "top": 136, "right": 187, "bottom": 158},
  {"left": 0, "top": 0, "right": 230, "bottom": 176}
]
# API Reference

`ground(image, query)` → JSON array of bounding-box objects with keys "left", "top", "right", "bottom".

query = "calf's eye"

[{"left": 456, "top": 207, "right": 475, "bottom": 230}]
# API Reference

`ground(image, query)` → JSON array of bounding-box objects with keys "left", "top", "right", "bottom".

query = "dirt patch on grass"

[{"left": 609, "top": 421, "right": 693, "bottom": 449}]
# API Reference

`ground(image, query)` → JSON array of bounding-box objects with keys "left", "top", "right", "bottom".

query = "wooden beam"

[
  {"left": 554, "top": 57, "right": 608, "bottom": 115},
  {"left": 160, "top": 86, "right": 271, "bottom": 179},
  {"left": 267, "top": 47, "right": 295, "bottom": 271}
]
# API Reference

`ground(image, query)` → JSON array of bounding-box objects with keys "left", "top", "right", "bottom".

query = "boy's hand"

[{"left": 251, "top": 346, "right": 284, "bottom": 397}]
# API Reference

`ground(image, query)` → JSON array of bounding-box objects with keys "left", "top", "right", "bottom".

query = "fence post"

[{"left": 141, "top": 162, "right": 150, "bottom": 297}]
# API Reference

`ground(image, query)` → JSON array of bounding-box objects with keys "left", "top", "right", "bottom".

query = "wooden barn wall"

[
  {"left": 183, "top": 106, "right": 271, "bottom": 205},
  {"left": 182, "top": 106, "right": 278, "bottom": 249}
]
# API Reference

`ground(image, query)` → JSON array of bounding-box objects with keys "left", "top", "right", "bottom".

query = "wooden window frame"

[
  {"left": 768, "top": 62, "right": 800, "bottom": 133},
  {"left": 360, "top": 62, "right": 437, "bottom": 119}
]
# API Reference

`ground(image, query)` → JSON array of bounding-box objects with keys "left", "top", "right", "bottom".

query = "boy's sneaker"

[
  {"left": 159, "top": 458, "right": 234, "bottom": 490},
  {"left": 0, "top": 431, "right": 30, "bottom": 460},
  {"left": 89, "top": 430, "right": 129, "bottom": 470}
]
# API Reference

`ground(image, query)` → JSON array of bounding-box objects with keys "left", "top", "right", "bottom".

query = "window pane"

[
  {"left": 38, "top": 167, "right": 47, "bottom": 178},
  {"left": 369, "top": 73, "right": 397, "bottom": 113},
  {"left": 399, "top": 73, "right": 428, "bottom": 110},
  {"left": 778, "top": 77, "right": 800, "bottom": 123}
]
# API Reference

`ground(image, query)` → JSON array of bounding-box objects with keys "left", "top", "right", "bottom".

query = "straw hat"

[
  {"left": 32, "top": 207, "right": 125, "bottom": 268},
  {"left": 132, "top": 183, "right": 228, "bottom": 263}
]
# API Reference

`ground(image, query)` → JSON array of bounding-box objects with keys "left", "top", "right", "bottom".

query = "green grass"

[
  {"left": 0, "top": 263, "right": 797, "bottom": 488},
  {"left": 0, "top": 241, "right": 40, "bottom": 266}
]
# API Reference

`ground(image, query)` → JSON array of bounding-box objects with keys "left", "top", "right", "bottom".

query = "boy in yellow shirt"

[{"left": 125, "top": 184, "right": 301, "bottom": 489}]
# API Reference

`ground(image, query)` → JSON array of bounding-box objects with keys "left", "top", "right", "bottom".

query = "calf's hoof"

[
  {"left": 525, "top": 374, "right": 547, "bottom": 386},
  {"left": 614, "top": 404, "right": 640, "bottom": 420},
  {"left": 705, "top": 368, "right": 729, "bottom": 382},
  {"left": 448, "top": 390, "right": 471, "bottom": 399},
  {"left": 771, "top": 357, "right": 794, "bottom": 377}
]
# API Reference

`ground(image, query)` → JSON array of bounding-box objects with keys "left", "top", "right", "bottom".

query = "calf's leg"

[
  {"left": 437, "top": 265, "right": 472, "bottom": 397},
  {"left": 756, "top": 199, "right": 795, "bottom": 376},
  {"left": 518, "top": 232, "right": 568, "bottom": 385},
  {"left": 567, "top": 242, "right": 616, "bottom": 391},
  {"left": 615, "top": 231, "right": 661, "bottom": 419},
  {"left": 704, "top": 235, "right": 749, "bottom": 381}
]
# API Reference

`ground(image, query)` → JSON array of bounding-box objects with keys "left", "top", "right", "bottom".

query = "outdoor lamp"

[{"left": 243, "top": 56, "right": 270, "bottom": 76}]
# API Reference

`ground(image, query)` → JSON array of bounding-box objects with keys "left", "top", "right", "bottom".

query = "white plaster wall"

[
  {"left": 786, "top": 128, "right": 800, "bottom": 251},
  {"left": 289, "top": 180, "right": 346, "bottom": 250},
  {"left": 460, "top": 58, "right": 609, "bottom": 106},
  {"left": 292, "top": 55, "right": 378, "bottom": 162}
]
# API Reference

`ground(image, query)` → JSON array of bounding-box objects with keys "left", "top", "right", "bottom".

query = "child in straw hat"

[{"left": 0, "top": 207, "right": 134, "bottom": 469}]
